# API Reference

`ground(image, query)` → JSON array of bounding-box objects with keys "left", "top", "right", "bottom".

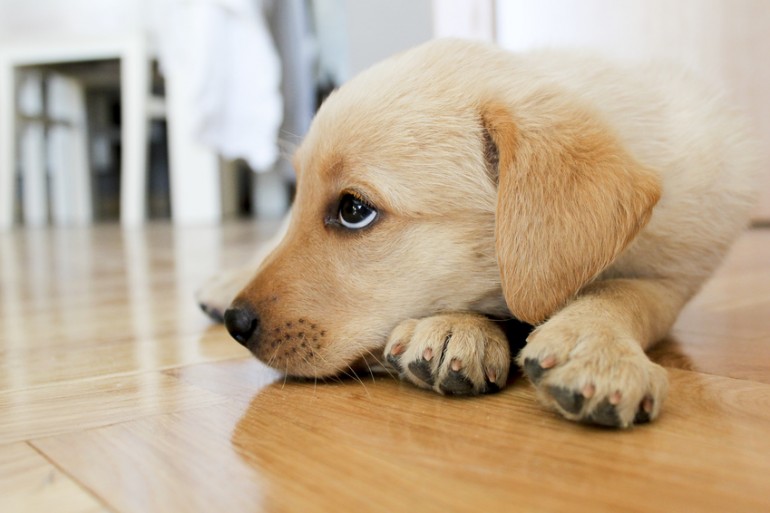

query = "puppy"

[{"left": 197, "top": 39, "right": 758, "bottom": 428}]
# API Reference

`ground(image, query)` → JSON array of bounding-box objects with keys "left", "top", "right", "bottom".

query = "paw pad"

[
  {"left": 523, "top": 358, "right": 546, "bottom": 384},
  {"left": 587, "top": 399, "right": 621, "bottom": 427},
  {"left": 548, "top": 386, "right": 585, "bottom": 415},
  {"left": 407, "top": 359, "right": 434, "bottom": 386},
  {"left": 439, "top": 370, "right": 475, "bottom": 395}
]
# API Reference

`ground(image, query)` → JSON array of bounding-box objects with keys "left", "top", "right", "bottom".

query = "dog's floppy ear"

[{"left": 483, "top": 102, "right": 661, "bottom": 325}]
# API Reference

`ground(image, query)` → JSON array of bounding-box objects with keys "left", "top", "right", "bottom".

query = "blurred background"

[{"left": 0, "top": 0, "right": 768, "bottom": 231}]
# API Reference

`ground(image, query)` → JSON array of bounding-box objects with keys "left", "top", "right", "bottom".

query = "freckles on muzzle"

[{"left": 223, "top": 301, "right": 330, "bottom": 375}]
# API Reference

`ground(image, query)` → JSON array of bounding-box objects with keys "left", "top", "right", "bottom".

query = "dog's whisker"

[
  {"left": 313, "top": 349, "right": 339, "bottom": 382},
  {"left": 306, "top": 349, "right": 345, "bottom": 386},
  {"left": 365, "top": 358, "right": 378, "bottom": 383},
  {"left": 297, "top": 351, "right": 319, "bottom": 396},
  {"left": 281, "top": 362, "right": 289, "bottom": 390},
  {"left": 360, "top": 352, "right": 377, "bottom": 383},
  {"left": 276, "top": 135, "right": 301, "bottom": 161},
  {"left": 277, "top": 129, "right": 302, "bottom": 143},
  {"left": 265, "top": 343, "right": 281, "bottom": 369},
  {"left": 364, "top": 348, "right": 395, "bottom": 380},
  {"left": 344, "top": 362, "right": 371, "bottom": 398},
  {"left": 265, "top": 348, "right": 276, "bottom": 367}
]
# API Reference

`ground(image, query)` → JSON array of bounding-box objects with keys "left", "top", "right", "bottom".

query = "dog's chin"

[{"left": 253, "top": 346, "right": 387, "bottom": 380}]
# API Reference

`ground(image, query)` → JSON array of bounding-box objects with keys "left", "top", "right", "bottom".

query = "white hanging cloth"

[{"left": 155, "top": 0, "right": 283, "bottom": 171}]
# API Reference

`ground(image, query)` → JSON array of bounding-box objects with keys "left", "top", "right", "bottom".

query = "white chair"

[
  {"left": 0, "top": 34, "right": 223, "bottom": 229},
  {"left": 0, "top": 35, "right": 149, "bottom": 228}
]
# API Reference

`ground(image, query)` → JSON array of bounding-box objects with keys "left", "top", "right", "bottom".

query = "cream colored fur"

[{"left": 198, "top": 39, "right": 759, "bottom": 428}]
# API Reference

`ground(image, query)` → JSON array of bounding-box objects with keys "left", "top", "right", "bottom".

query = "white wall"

[
  {"left": 496, "top": 0, "right": 770, "bottom": 221},
  {"left": 0, "top": 0, "right": 147, "bottom": 42},
  {"left": 433, "top": 0, "right": 494, "bottom": 41},
  {"left": 343, "top": 0, "right": 433, "bottom": 79}
]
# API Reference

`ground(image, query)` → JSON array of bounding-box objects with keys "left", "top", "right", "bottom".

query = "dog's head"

[{"left": 226, "top": 40, "right": 660, "bottom": 377}]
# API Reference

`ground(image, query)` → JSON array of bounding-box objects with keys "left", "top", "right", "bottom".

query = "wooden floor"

[{"left": 1, "top": 222, "right": 769, "bottom": 513}]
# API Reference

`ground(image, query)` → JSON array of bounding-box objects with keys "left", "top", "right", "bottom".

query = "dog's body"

[{"left": 198, "top": 40, "right": 758, "bottom": 428}]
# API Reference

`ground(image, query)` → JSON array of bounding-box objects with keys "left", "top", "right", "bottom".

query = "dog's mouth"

[
  {"left": 256, "top": 350, "right": 388, "bottom": 380},
  {"left": 247, "top": 331, "right": 388, "bottom": 380}
]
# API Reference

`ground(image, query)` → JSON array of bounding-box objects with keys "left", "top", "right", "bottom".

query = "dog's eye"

[{"left": 338, "top": 194, "right": 377, "bottom": 229}]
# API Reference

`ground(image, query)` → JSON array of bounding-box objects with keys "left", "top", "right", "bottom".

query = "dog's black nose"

[{"left": 224, "top": 306, "right": 259, "bottom": 347}]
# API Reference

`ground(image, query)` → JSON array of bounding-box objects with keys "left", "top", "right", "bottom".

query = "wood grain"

[
  {"left": 1, "top": 222, "right": 770, "bottom": 512},
  {"left": 0, "top": 372, "right": 226, "bottom": 445},
  {"left": 0, "top": 443, "right": 107, "bottom": 513}
]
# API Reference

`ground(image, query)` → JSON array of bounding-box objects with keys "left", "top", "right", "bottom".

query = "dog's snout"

[{"left": 224, "top": 305, "right": 260, "bottom": 347}]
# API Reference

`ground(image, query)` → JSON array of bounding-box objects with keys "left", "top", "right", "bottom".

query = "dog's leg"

[
  {"left": 517, "top": 277, "right": 688, "bottom": 428},
  {"left": 196, "top": 265, "right": 260, "bottom": 322},
  {"left": 383, "top": 313, "right": 511, "bottom": 395},
  {"left": 196, "top": 211, "right": 291, "bottom": 322}
]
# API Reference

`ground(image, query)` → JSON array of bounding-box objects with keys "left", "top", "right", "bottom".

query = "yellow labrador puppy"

[{"left": 197, "top": 39, "right": 758, "bottom": 428}]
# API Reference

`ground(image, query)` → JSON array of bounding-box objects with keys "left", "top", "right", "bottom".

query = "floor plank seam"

[
  {"left": 0, "top": 356, "right": 252, "bottom": 396},
  {"left": 26, "top": 440, "right": 118, "bottom": 513}
]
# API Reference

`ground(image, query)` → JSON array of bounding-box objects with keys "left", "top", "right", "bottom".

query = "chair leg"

[
  {"left": 68, "top": 77, "right": 92, "bottom": 224},
  {"left": 47, "top": 73, "right": 92, "bottom": 225},
  {"left": 47, "top": 124, "right": 69, "bottom": 225},
  {"left": 46, "top": 73, "right": 92, "bottom": 226},
  {"left": 17, "top": 70, "right": 47, "bottom": 226},
  {"left": 120, "top": 36, "right": 149, "bottom": 227},
  {"left": 21, "top": 122, "right": 47, "bottom": 226},
  {"left": 165, "top": 71, "right": 221, "bottom": 225},
  {"left": 0, "top": 60, "right": 16, "bottom": 229}
]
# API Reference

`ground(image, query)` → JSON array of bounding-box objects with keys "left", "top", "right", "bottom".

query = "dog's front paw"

[
  {"left": 195, "top": 268, "right": 252, "bottom": 323},
  {"left": 384, "top": 313, "right": 510, "bottom": 395},
  {"left": 517, "top": 319, "right": 668, "bottom": 428}
]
